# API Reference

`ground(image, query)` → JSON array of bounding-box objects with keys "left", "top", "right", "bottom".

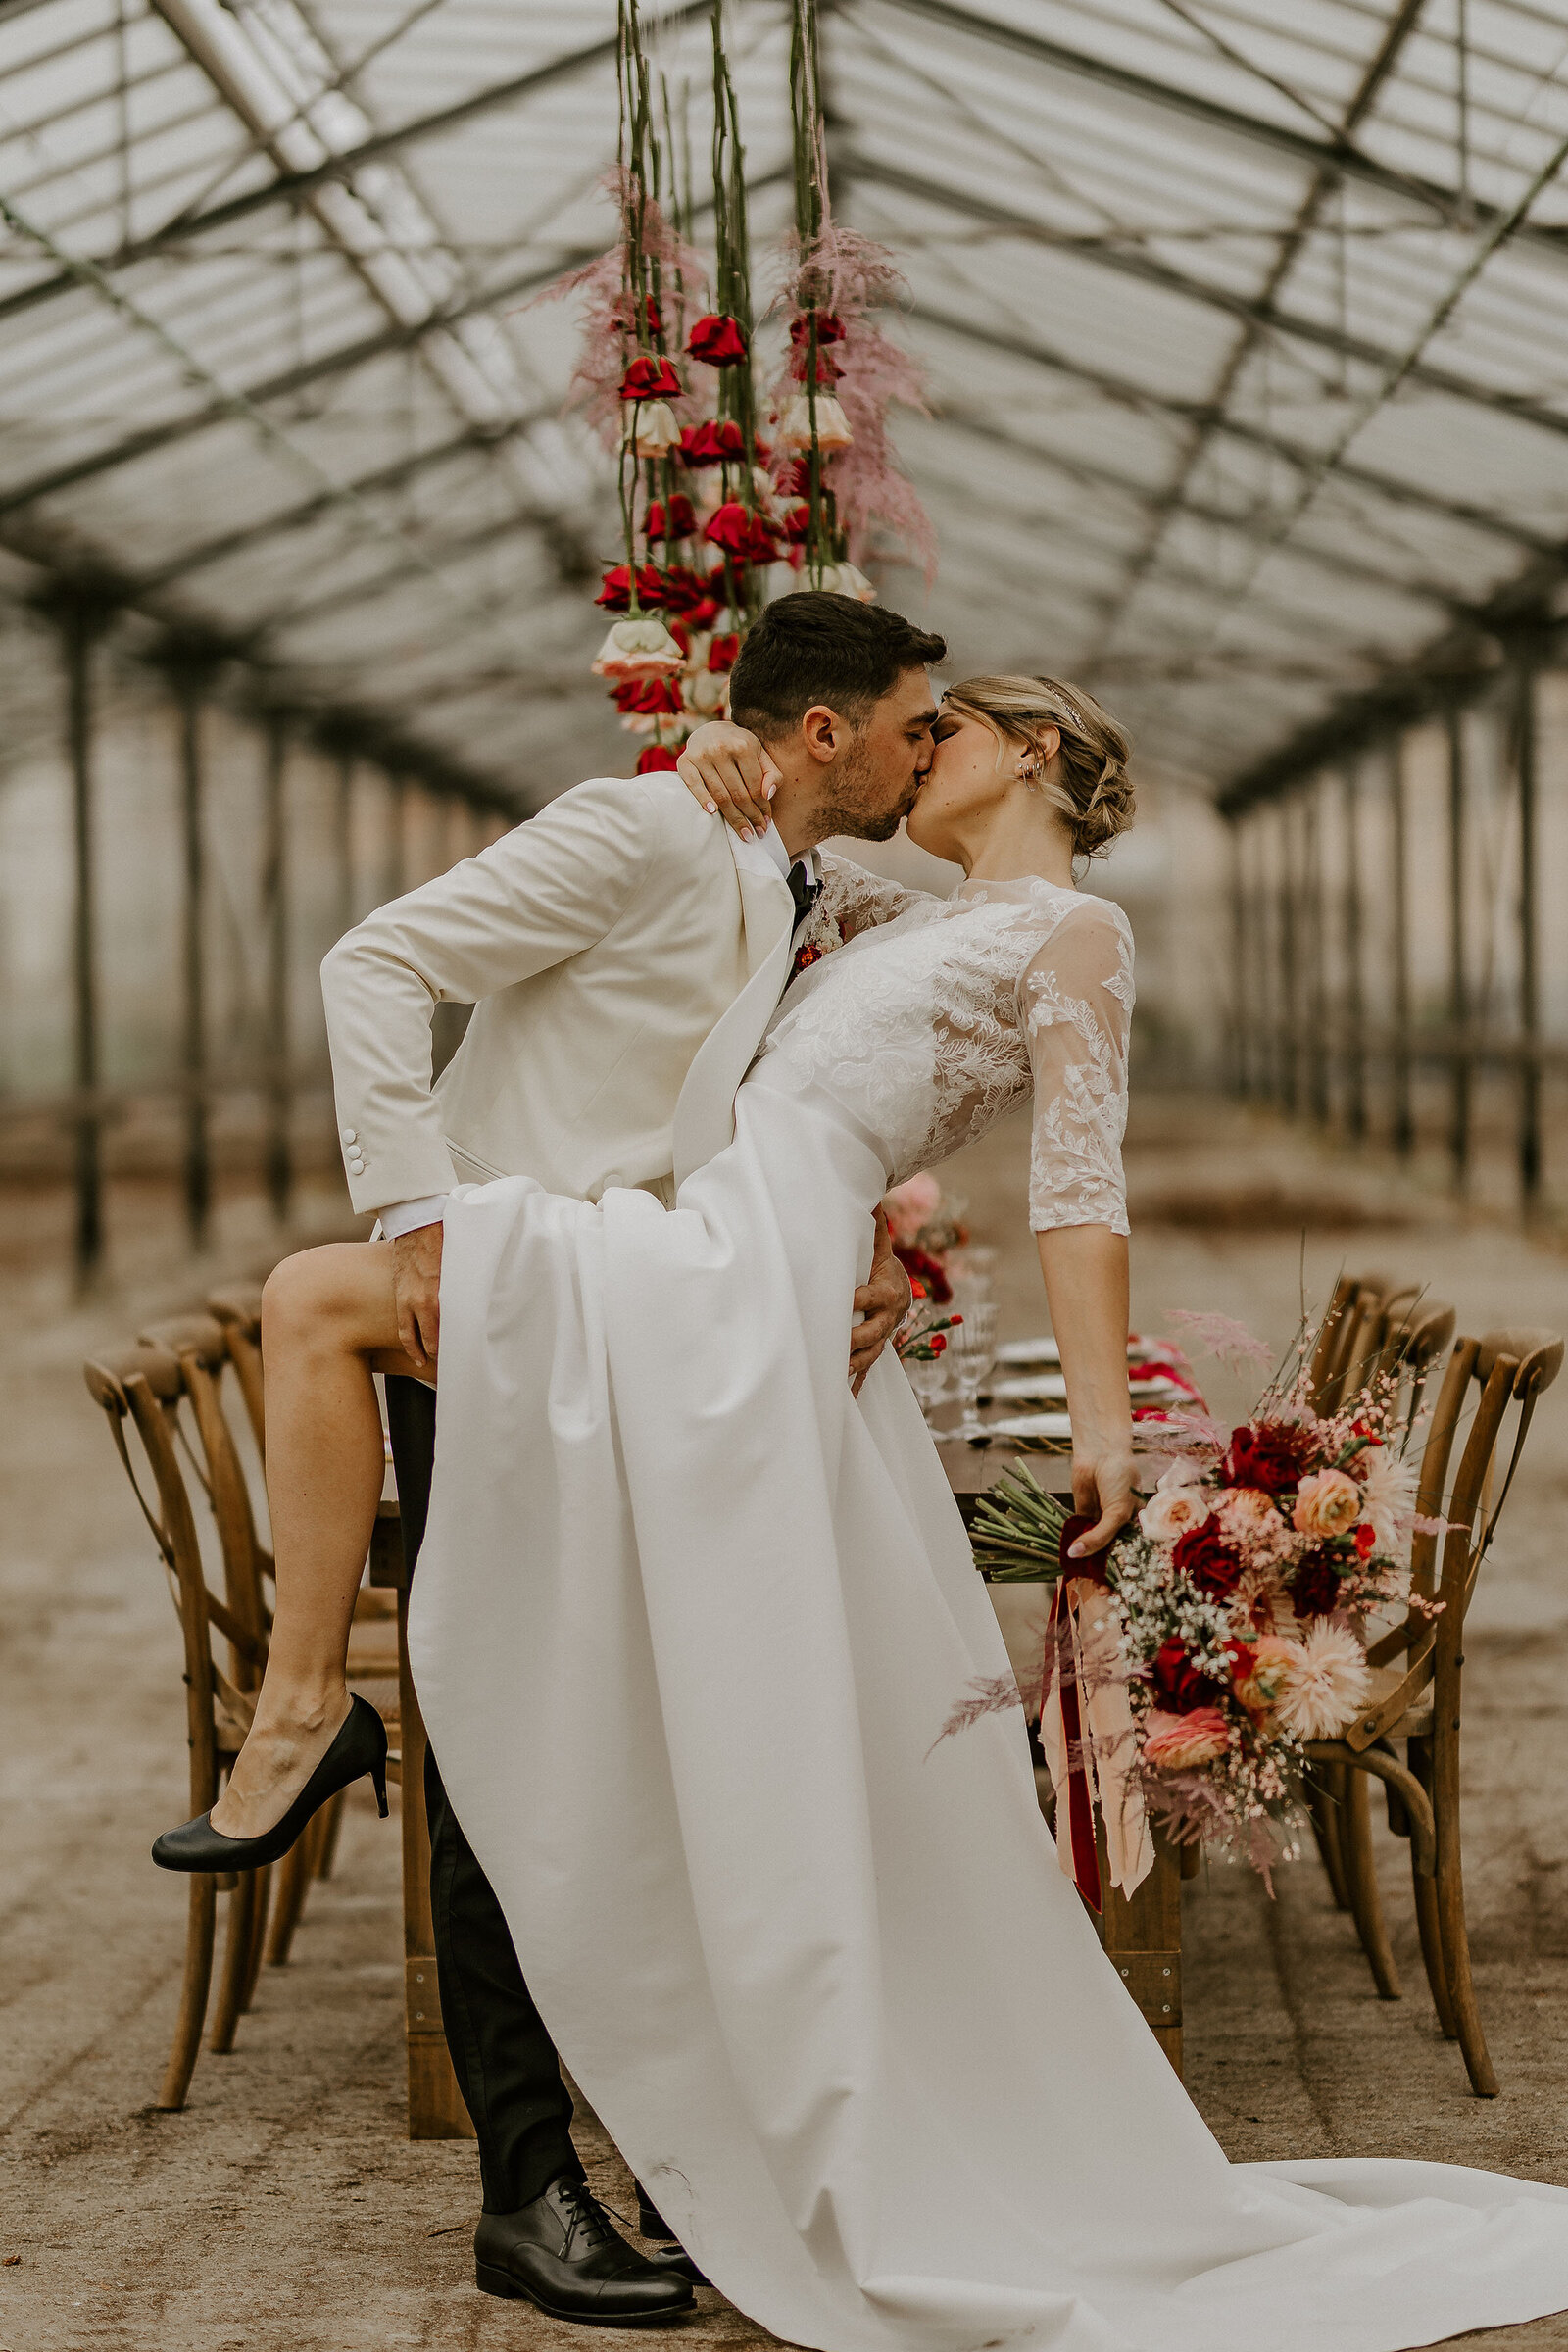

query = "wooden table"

[
  {"left": 943, "top": 1436, "right": 1186, "bottom": 2080},
  {"left": 371, "top": 1436, "right": 1183, "bottom": 2138}
]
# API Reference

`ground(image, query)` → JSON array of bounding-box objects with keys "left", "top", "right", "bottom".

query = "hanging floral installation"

[{"left": 540, "top": 0, "right": 934, "bottom": 773}]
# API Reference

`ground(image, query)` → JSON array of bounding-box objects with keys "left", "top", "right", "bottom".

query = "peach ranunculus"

[
  {"left": 1143, "top": 1707, "right": 1230, "bottom": 1771},
  {"left": 1138, "top": 1483, "right": 1210, "bottom": 1544},
  {"left": 883, "top": 1171, "right": 942, "bottom": 1247},
  {"left": 1293, "top": 1467, "right": 1362, "bottom": 1542},
  {"left": 1233, "top": 1634, "right": 1298, "bottom": 1714},
  {"left": 1216, "top": 1485, "right": 1297, "bottom": 1566}
]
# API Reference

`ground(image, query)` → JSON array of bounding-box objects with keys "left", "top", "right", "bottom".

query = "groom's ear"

[{"left": 800, "top": 703, "right": 847, "bottom": 765}]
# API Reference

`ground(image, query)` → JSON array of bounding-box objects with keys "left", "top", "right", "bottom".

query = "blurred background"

[{"left": 10, "top": 0, "right": 1568, "bottom": 1295}]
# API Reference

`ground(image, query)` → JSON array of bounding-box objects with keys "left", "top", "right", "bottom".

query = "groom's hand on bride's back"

[
  {"left": 677, "top": 722, "right": 780, "bottom": 839},
  {"left": 850, "top": 1208, "right": 912, "bottom": 1396},
  {"left": 391, "top": 1223, "right": 443, "bottom": 1370}
]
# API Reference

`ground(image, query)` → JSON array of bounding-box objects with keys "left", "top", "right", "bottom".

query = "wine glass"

[{"left": 949, "top": 1300, "right": 999, "bottom": 1442}]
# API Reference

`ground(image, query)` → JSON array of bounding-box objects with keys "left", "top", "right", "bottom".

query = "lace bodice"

[{"left": 755, "top": 859, "right": 1134, "bottom": 1234}]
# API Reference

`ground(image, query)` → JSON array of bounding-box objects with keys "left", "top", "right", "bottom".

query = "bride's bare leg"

[{"left": 209, "top": 1240, "right": 423, "bottom": 1838}]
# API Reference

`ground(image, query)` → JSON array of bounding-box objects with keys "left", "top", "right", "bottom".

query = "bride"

[{"left": 154, "top": 669, "right": 1568, "bottom": 2349}]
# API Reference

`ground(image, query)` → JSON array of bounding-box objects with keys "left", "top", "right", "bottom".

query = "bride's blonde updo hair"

[{"left": 940, "top": 674, "right": 1134, "bottom": 859}]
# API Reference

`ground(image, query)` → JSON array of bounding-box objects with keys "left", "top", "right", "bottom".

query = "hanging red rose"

[
  {"left": 644, "top": 494, "right": 697, "bottom": 542},
  {"left": 707, "top": 633, "right": 740, "bottom": 673},
  {"left": 775, "top": 457, "right": 812, "bottom": 497},
  {"left": 678, "top": 418, "right": 746, "bottom": 466},
  {"left": 788, "top": 344, "right": 843, "bottom": 385},
  {"left": 704, "top": 502, "right": 779, "bottom": 563},
  {"left": 780, "top": 502, "right": 811, "bottom": 543},
  {"left": 659, "top": 564, "right": 711, "bottom": 614},
  {"left": 613, "top": 676, "right": 685, "bottom": 715},
  {"left": 685, "top": 595, "right": 720, "bottom": 630},
  {"left": 686, "top": 313, "right": 750, "bottom": 365},
  {"left": 595, "top": 564, "right": 674, "bottom": 611},
  {"left": 790, "top": 311, "right": 846, "bottom": 347},
  {"left": 619, "top": 354, "right": 682, "bottom": 402},
  {"left": 636, "top": 745, "right": 681, "bottom": 772}
]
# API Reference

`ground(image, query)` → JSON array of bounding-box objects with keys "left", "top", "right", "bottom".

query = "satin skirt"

[{"left": 409, "top": 1063, "right": 1568, "bottom": 2352}]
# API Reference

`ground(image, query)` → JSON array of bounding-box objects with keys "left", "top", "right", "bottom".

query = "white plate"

[
  {"left": 996, "top": 1337, "right": 1165, "bottom": 1368},
  {"left": 984, "top": 1411, "right": 1074, "bottom": 1441},
  {"left": 992, "top": 1373, "right": 1187, "bottom": 1405}
]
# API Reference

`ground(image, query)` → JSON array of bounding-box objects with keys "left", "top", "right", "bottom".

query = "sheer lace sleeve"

[
  {"left": 816, "top": 852, "right": 938, "bottom": 940},
  {"left": 1020, "top": 898, "right": 1133, "bottom": 1236}
]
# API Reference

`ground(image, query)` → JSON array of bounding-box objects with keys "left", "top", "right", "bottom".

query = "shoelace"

[{"left": 554, "top": 2176, "right": 617, "bottom": 2251}]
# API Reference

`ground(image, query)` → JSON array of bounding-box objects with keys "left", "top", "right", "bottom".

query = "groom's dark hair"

[{"left": 728, "top": 593, "right": 946, "bottom": 740}]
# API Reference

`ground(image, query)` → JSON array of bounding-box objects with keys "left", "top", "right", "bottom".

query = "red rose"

[
  {"left": 775, "top": 457, "right": 812, "bottom": 498},
  {"left": 893, "top": 1243, "right": 950, "bottom": 1305},
  {"left": 644, "top": 494, "right": 697, "bottom": 542},
  {"left": 1291, "top": 1550, "right": 1343, "bottom": 1617},
  {"left": 788, "top": 344, "right": 843, "bottom": 385},
  {"left": 1171, "top": 1517, "right": 1245, "bottom": 1599},
  {"left": 678, "top": 418, "right": 746, "bottom": 467},
  {"left": 657, "top": 564, "right": 710, "bottom": 615},
  {"left": 595, "top": 564, "right": 672, "bottom": 611},
  {"left": 686, "top": 313, "right": 750, "bottom": 366},
  {"left": 704, "top": 502, "right": 778, "bottom": 563},
  {"left": 1151, "top": 1639, "right": 1225, "bottom": 1715},
  {"left": 708, "top": 633, "right": 740, "bottom": 673},
  {"left": 619, "top": 354, "right": 682, "bottom": 401},
  {"left": 685, "top": 595, "right": 720, "bottom": 630},
  {"left": 780, "top": 501, "right": 811, "bottom": 544},
  {"left": 1223, "top": 1421, "right": 1313, "bottom": 1494},
  {"left": 613, "top": 677, "right": 684, "bottom": 715},
  {"left": 635, "top": 745, "right": 680, "bottom": 773},
  {"left": 790, "top": 310, "right": 846, "bottom": 346}
]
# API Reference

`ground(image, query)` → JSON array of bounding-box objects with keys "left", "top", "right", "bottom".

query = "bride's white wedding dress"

[{"left": 410, "top": 867, "right": 1568, "bottom": 2352}]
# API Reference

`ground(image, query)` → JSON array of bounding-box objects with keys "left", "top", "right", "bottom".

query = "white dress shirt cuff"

[{"left": 378, "top": 1194, "right": 449, "bottom": 1239}]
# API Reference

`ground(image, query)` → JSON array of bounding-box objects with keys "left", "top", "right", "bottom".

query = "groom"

[{"left": 321, "top": 591, "right": 945, "bottom": 2323}]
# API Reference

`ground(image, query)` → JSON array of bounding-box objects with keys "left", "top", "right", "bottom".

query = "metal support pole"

[
  {"left": 1342, "top": 761, "right": 1366, "bottom": 1140},
  {"left": 334, "top": 750, "right": 355, "bottom": 945},
  {"left": 1304, "top": 777, "right": 1329, "bottom": 1126},
  {"left": 1278, "top": 797, "right": 1299, "bottom": 1116},
  {"left": 1390, "top": 739, "right": 1413, "bottom": 1158},
  {"left": 1515, "top": 655, "right": 1542, "bottom": 1205},
  {"left": 59, "top": 597, "right": 111, "bottom": 1284},
  {"left": 1445, "top": 706, "right": 1470, "bottom": 1190},
  {"left": 1227, "top": 816, "right": 1246, "bottom": 1096},
  {"left": 173, "top": 666, "right": 211, "bottom": 1250},
  {"left": 263, "top": 712, "right": 291, "bottom": 1223}
]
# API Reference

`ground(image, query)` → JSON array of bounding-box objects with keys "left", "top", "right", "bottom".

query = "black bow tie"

[{"left": 788, "top": 860, "right": 822, "bottom": 931}]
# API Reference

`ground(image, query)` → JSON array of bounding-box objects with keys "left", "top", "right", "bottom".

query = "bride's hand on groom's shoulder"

[{"left": 677, "top": 722, "right": 780, "bottom": 839}]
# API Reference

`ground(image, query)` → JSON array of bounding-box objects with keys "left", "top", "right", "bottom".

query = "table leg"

[
  {"left": 1097, "top": 1824, "right": 1183, "bottom": 2078},
  {"left": 397, "top": 1583, "right": 476, "bottom": 2141}
]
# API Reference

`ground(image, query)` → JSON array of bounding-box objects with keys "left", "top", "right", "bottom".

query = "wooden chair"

[
  {"left": 140, "top": 1310, "right": 399, "bottom": 1969},
  {"left": 1303, "top": 1325, "right": 1562, "bottom": 2094},
  {"left": 1301, "top": 1293, "right": 1455, "bottom": 1920},
  {"left": 207, "top": 1282, "right": 266, "bottom": 1457},
  {"left": 84, "top": 1340, "right": 272, "bottom": 2108}
]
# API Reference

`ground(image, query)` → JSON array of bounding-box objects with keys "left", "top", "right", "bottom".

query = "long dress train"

[{"left": 409, "top": 873, "right": 1568, "bottom": 2352}]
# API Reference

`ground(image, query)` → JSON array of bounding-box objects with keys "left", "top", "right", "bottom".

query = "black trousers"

[{"left": 385, "top": 1376, "right": 581, "bottom": 2213}]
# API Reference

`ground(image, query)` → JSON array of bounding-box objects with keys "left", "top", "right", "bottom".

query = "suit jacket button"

[{"left": 341, "top": 1127, "right": 357, "bottom": 1144}]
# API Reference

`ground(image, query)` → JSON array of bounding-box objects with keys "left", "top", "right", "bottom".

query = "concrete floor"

[{"left": 4, "top": 1097, "right": 1568, "bottom": 2351}]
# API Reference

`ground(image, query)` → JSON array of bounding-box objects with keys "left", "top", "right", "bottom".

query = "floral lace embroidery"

[{"left": 756, "top": 878, "right": 1133, "bottom": 1235}]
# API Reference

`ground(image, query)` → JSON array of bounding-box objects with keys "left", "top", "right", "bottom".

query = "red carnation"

[
  {"left": 790, "top": 310, "right": 846, "bottom": 347},
  {"left": 636, "top": 745, "right": 681, "bottom": 773},
  {"left": 595, "top": 564, "right": 673, "bottom": 611},
  {"left": 686, "top": 313, "right": 750, "bottom": 366},
  {"left": 1291, "top": 1550, "right": 1343, "bottom": 1618},
  {"left": 644, "top": 495, "right": 697, "bottom": 543},
  {"left": 708, "top": 633, "right": 740, "bottom": 673},
  {"left": 894, "top": 1243, "right": 950, "bottom": 1305},
  {"left": 678, "top": 418, "right": 746, "bottom": 467},
  {"left": 1223, "top": 1420, "right": 1313, "bottom": 1494},
  {"left": 620, "top": 354, "right": 682, "bottom": 402},
  {"left": 1171, "top": 1517, "right": 1245, "bottom": 1600},
  {"left": 1151, "top": 1639, "right": 1225, "bottom": 1715}
]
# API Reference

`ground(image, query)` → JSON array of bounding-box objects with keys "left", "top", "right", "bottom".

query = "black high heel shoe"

[{"left": 152, "top": 1692, "right": 388, "bottom": 1873}]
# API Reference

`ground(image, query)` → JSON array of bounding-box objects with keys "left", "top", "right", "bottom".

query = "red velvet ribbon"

[{"left": 1051, "top": 1513, "right": 1111, "bottom": 1914}]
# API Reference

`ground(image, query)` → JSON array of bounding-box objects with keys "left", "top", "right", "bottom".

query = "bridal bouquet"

[{"left": 963, "top": 1325, "right": 1427, "bottom": 1890}]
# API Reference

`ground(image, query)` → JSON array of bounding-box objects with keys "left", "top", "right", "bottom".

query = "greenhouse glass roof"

[{"left": 3, "top": 0, "right": 1568, "bottom": 806}]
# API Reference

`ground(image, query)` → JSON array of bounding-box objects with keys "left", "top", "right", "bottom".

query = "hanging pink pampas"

[
  {"left": 537, "top": 170, "right": 709, "bottom": 451},
  {"left": 768, "top": 220, "right": 937, "bottom": 586}
]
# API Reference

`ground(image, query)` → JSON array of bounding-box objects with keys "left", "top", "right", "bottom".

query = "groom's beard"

[{"left": 810, "top": 736, "right": 911, "bottom": 844}]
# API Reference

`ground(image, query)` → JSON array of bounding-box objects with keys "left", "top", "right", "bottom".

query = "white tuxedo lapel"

[{"left": 671, "top": 830, "right": 794, "bottom": 1189}]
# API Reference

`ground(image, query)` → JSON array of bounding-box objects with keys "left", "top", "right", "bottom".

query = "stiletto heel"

[{"left": 153, "top": 1693, "right": 390, "bottom": 1873}]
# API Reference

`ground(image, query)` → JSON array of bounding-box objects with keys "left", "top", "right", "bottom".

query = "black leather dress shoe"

[
  {"left": 636, "top": 2187, "right": 710, "bottom": 2288},
  {"left": 474, "top": 2174, "right": 696, "bottom": 2324}
]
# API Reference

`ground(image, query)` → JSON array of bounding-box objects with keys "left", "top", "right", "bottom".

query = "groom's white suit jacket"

[{"left": 321, "top": 771, "right": 799, "bottom": 1219}]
